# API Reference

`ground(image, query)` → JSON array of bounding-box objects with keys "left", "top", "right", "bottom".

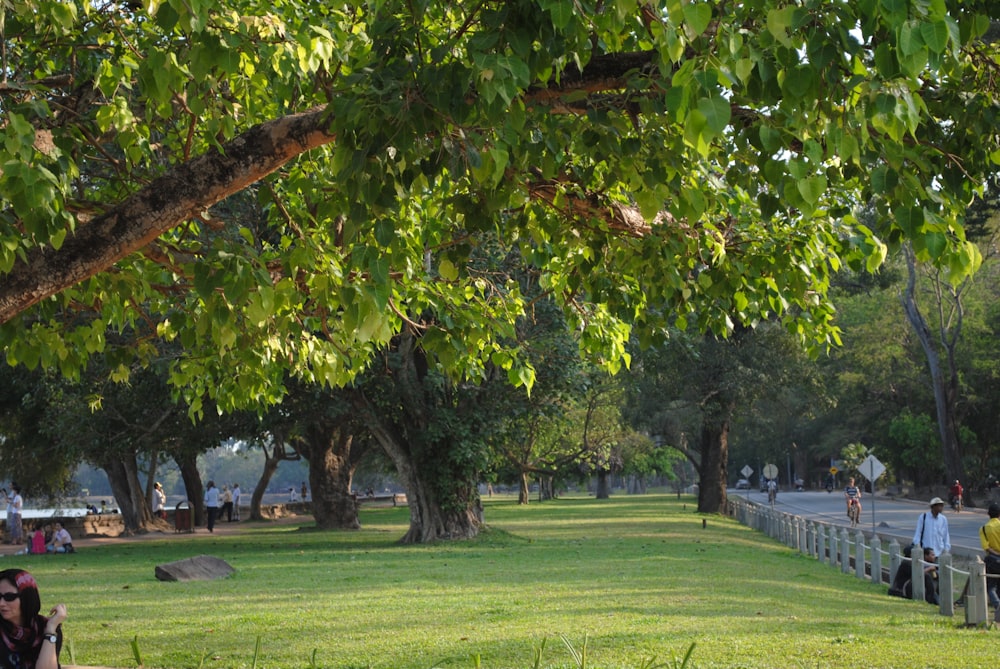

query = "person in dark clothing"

[
  {"left": 0, "top": 569, "right": 67, "bottom": 669},
  {"left": 888, "top": 545, "right": 938, "bottom": 604}
]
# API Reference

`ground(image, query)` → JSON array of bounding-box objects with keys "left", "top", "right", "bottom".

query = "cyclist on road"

[
  {"left": 766, "top": 478, "right": 778, "bottom": 505},
  {"left": 844, "top": 477, "right": 862, "bottom": 518}
]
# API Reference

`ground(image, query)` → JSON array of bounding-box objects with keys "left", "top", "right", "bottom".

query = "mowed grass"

[{"left": 22, "top": 493, "right": 997, "bottom": 668}]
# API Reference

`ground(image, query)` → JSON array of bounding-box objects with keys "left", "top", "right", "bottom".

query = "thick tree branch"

[{"left": 0, "top": 108, "right": 336, "bottom": 323}]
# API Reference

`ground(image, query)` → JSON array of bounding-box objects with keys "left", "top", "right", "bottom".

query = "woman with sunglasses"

[{"left": 0, "top": 569, "right": 67, "bottom": 669}]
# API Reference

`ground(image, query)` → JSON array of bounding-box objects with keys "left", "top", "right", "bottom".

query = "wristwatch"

[{"left": 42, "top": 633, "right": 57, "bottom": 644}]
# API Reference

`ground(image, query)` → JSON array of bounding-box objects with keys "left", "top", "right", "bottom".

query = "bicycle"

[
  {"left": 768, "top": 486, "right": 777, "bottom": 508},
  {"left": 847, "top": 499, "right": 861, "bottom": 527}
]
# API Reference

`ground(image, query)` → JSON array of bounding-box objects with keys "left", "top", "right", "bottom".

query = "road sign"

[
  {"left": 741, "top": 465, "right": 753, "bottom": 478},
  {"left": 859, "top": 454, "right": 886, "bottom": 482},
  {"left": 763, "top": 463, "right": 778, "bottom": 480},
  {"left": 829, "top": 467, "right": 838, "bottom": 475}
]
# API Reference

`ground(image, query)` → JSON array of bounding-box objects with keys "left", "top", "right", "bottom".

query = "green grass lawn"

[{"left": 24, "top": 493, "right": 997, "bottom": 668}]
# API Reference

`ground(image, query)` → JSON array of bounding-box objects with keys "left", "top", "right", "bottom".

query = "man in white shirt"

[
  {"left": 47, "top": 522, "right": 74, "bottom": 553},
  {"left": 913, "top": 497, "right": 951, "bottom": 556}
]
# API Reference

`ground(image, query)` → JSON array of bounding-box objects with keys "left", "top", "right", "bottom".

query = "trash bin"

[{"left": 174, "top": 501, "right": 192, "bottom": 533}]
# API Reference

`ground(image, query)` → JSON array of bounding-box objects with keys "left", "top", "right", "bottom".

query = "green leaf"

[
  {"left": 682, "top": 3, "right": 712, "bottom": 38},
  {"left": 696, "top": 95, "right": 731, "bottom": 137},
  {"left": 766, "top": 7, "right": 795, "bottom": 48},
  {"left": 438, "top": 258, "right": 458, "bottom": 281},
  {"left": 896, "top": 206, "right": 924, "bottom": 236},
  {"left": 920, "top": 20, "right": 950, "bottom": 54},
  {"left": 796, "top": 175, "right": 827, "bottom": 205},
  {"left": 923, "top": 231, "right": 946, "bottom": 259}
]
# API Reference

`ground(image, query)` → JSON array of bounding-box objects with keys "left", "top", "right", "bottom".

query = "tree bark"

[
  {"left": 175, "top": 451, "right": 205, "bottom": 527},
  {"left": 518, "top": 471, "right": 531, "bottom": 505},
  {"left": 249, "top": 447, "right": 283, "bottom": 521},
  {"left": 101, "top": 455, "right": 153, "bottom": 534},
  {"left": 697, "top": 418, "right": 729, "bottom": 514},
  {"left": 296, "top": 426, "right": 364, "bottom": 530},
  {"left": 595, "top": 469, "right": 611, "bottom": 499},
  {"left": 369, "top": 420, "right": 482, "bottom": 543}
]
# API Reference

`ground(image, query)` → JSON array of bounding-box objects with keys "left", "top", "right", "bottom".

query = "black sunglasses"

[{"left": 0, "top": 593, "right": 19, "bottom": 602}]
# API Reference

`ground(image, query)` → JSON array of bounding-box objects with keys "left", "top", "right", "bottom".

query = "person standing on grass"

[
  {"left": 912, "top": 497, "right": 951, "bottom": 557},
  {"left": 220, "top": 485, "right": 233, "bottom": 523},
  {"left": 8, "top": 487, "right": 23, "bottom": 546},
  {"left": 0, "top": 569, "right": 67, "bottom": 669},
  {"left": 980, "top": 503, "right": 1000, "bottom": 613},
  {"left": 231, "top": 483, "right": 241, "bottom": 521},
  {"left": 152, "top": 482, "right": 167, "bottom": 521},
  {"left": 204, "top": 480, "right": 220, "bottom": 533}
]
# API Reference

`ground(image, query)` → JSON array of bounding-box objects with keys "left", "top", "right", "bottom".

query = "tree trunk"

[
  {"left": 697, "top": 417, "right": 729, "bottom": 514},
  {"left": 539, "top": 475, "right": 555, "bottom": 500},
  {"left": 367, "top": 415, "right": 481, "bottom": 543},
  {"left": 175, "top": 452, "right": 205, "bottom": 527},
  {"left": 518, "top": 471, "right": 530, "bottom": 505},
  {"left": 595, "top": 468, "right": 611, "bottom": 499},
  {"left": 250, "top": 450, "right": 282, "bottom": 521},
  {"left": 296, "top": 427, "right": 363, "bottom": 530},
  {"left": 388, "top": 440, "right": 480, "bottom": 543},
  {"left": 101, "top": 455, "right": 152, "bottom": 534}
]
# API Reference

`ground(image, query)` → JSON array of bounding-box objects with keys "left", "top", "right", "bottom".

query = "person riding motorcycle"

[{"left": 949, "top": 480, "right": 963, "bottom": 511}]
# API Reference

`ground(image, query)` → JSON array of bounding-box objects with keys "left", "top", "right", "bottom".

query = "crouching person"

[{"left": 888, "top": 545, "right": 938, "bottom": 604}]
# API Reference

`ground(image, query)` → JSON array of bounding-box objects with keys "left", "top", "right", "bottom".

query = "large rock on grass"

[{"left": 155, "top": 555, "right": 235, "bottom": 582}]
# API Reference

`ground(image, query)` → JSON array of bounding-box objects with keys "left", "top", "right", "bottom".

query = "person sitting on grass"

[{"left": 46, "top": 523, "right": 73, "bottom": 554}]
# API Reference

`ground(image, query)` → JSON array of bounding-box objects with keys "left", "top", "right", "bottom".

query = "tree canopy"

[{"left": 1, "top": 0, "right": 998, "bottom": 415}]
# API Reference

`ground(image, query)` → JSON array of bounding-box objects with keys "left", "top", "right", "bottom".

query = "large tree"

[{"left": 1, "top": 1, "right": 998, "bottom": 522}]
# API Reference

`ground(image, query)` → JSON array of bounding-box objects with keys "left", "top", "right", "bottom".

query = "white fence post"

[
  {"left": 888, "top": 539, "right": 900, "bottom": 585},
  {"left": 966, "top": 558, "right": 989, "bottom": 626},
  {"left": 871, "top": 534, "right": 882, "bottom": 585},
  {"left": 912, "top": 553, "right": 926, "bottom": 603},
  {"left": 840, "top": 528, "right": 851, "bottom": 574},
  {"left": 938, "top": 553, "right": 953, "bottom": 616},
  {"left": 855, "top": 529, "right": 865, "bottom": 579}
]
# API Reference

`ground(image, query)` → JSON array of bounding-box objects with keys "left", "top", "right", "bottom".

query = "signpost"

[
  {"left": 858, "top": 454, "right": 886, "bottom": 530},
  {"left": 763, "top": 463, "right": 778, "bottom": 481},
  {"left": 741, "top": 465, "right": 753, "bottom": 501}
]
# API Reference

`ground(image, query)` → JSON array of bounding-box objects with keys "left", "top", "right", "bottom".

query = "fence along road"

[
  {"left": 729, "top": 488, "right": 999, "bottom": 624},
  {"left": 729, "top": 488, "right": 989, "bottom": 559}
]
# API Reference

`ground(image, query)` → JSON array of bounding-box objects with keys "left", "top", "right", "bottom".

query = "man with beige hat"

[{"left": 912, "top": 497, "right": 951, "bottom": 557}]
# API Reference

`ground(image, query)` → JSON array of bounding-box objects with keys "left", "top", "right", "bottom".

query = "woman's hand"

[{"left": 45, "top": 603, "right": 67, "bottom": 631}]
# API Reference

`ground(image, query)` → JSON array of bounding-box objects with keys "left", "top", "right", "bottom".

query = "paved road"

[{"left": 730, "top": 488, "right": 989, "bottom": 557}]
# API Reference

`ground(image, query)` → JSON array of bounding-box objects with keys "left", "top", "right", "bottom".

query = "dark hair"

[
  {"left": 0, "top": 569, "right": 41, "bottom": 620},
  {"left": 990, "top": 503, "right": 1000, "bottom": 518}
]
